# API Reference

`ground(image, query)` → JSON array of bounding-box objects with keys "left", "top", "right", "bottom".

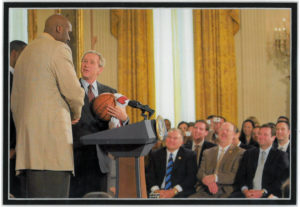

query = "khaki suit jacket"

[
  {"left": 11, "top": 33, "right": 84, "bottom": 173},
  {"left": 196, "top": 145, "right": 245, "bottom": 197}
]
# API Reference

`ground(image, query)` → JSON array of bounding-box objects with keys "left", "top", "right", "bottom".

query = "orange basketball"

[{"left": 92, "top": 93, "right": 116, "bottom": 121}]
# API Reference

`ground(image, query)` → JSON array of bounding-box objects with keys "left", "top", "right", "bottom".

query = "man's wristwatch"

[{"left": 261, "top": 189, "right": 268, "bottom": 198}]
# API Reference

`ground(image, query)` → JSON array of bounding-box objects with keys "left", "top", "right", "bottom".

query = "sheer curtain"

[
  {"left": 153, "top": 8, "right": 195, "bottom": 128},
  {"left": 9, "top": 8, "right": 28, "bottom": 43}
]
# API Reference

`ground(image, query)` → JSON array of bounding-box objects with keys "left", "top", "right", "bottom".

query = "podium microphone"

[{"left": 128, "top": 100, "right": 155, "bottom": 118}]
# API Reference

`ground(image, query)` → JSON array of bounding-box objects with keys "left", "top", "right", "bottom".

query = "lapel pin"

[{"left": 178, "top": 156, "right": 182, "bottom": 160}]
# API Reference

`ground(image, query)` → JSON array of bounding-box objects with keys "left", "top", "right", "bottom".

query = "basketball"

[{"left": 92, "top": 93, "right": 116, "bottom": 121}]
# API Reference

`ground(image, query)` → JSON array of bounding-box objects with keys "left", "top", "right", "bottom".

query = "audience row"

[{"left": 145, "top": 116, "right": 290, "bottom": 199}]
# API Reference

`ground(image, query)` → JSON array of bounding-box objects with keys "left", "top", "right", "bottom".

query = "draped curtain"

[
  {"left": 111, "top": 9, "right": 155, "bottom": 123},
  {"left": 193, "top": 9, "right": 240, "bottom": 125},
  {"left": 28, "top": 10, "right": 37, "bottom": 43}
]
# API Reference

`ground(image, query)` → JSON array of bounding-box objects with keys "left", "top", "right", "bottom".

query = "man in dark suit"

[
  {"left": 147, "top": 128, "right": 197, "bottom": 198},
  {"left": 184, "top": 120, "right": 216, "bottom": 169},
  {"left": 70, "top": 50, "right": 128, "bottom": 198},
  {"left": 9, "top": 40, "right": 27, "bottom": 197},
  {"left": 231, "top": 124, "right": 289, "bottom": 198},
  {"left": 273, "top": 121, "right": 290, "bottom": 158}
]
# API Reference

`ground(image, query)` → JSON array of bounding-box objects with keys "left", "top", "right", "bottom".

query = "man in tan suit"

[
  {"left": 11, "top": 14, "right": 84, "bottom": 198},
  {"left": 189, "top": 122, "right": 245, "bottom": 198}
]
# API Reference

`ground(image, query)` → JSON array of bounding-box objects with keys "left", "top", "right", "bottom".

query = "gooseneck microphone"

[{"left": 128, "top": 100, "right": 155, "bottom": 118}]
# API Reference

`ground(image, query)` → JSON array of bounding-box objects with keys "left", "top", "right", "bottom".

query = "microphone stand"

[
  {"left": 141, "top": 109, "right": 148, "bottom": 120},
  {"left": 139, "top": 105, "right": 154, "bottom": 120}
]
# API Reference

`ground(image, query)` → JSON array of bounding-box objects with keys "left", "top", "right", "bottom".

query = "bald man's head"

[{"left": 44, "top": 14, "right": 72, "bottom": 43}]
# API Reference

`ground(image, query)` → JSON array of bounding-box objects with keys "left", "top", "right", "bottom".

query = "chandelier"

[{"left": 267, "top": 17, "right": 290, "bottom": 77}]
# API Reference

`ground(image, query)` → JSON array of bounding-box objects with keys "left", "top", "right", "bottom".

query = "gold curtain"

[
  {"left": 193, "top": 9, "right": 240, "bottom": 125},
  {"left": 111, "top": 9, "right": 155, "bottom": 123},
  {"left": 28, "top": 10, "right": 37, "bottom": 43}
]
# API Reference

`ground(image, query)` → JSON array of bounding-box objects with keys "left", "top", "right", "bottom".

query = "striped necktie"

[
  {"left": 164, "top": 153, "right": 174, "bottom": 190},
  {"left": 88, "top": 84, "right": 95, "bottom": 103}
]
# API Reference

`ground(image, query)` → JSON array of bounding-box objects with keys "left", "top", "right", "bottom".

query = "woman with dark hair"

[
  {"left": 239, "top": 119, "right": 259, "bottom": 147},
  {"left": 177, "top": 121, "right": 189, "bottom": 134},
  {"left": 177, "top": 121, "right": 191, "bottom": 144}
]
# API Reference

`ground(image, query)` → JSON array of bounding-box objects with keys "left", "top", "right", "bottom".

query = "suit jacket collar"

[
  {"left": 163, "top": 147, "right": 184, "bottom": 172},
  {"left": 97, "top": 81, "right": 111, "bottom": 95},
  {"left": 173, "top": 147, "right": 185, "bottom": 171},
  {"left": 210, "top": 146, "right": 219, "bottom": 170},
  {"left": 160, "top": 148, "right": 167, "bottom": 176},
  {"left": 263, "top": 147, "right": 277, "bottom": 170},
  {"left": 202, "top": 140, "right": 211, "bottom": 148},
  {"left": 79, "top": 79, "right": 89, "bottom": 108},
  {"left": 219, "top": 145, "right": 238, "bottom": 166}
]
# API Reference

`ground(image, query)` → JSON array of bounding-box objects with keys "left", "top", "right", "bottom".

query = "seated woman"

[{"left": 239, "top": 119, "right": 259, "bottom": 148}]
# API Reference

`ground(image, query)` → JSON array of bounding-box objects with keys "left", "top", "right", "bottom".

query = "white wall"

[{"left": 235, "top": 9, "right": 291, "bottom": 128}]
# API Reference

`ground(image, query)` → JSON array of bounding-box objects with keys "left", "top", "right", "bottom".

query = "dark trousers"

[
  {"left": 23, "top": 170, "right": 71, "bottom": 198},
  {"left": 229, "top": 191, "right": 245, "bottom": 198},
  {"left": 69, "top": 147, "right": 108, "bottom": 198},
  {"left": 10, "top": 158, "right": 23, "bottom": 197}
]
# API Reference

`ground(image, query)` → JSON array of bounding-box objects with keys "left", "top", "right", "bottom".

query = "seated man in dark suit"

[
  {"left": 146, "top": 128, "right": 197, "bottom": 198},
  {"left": 273, "top": 121, "right": 290, "bottom": 158},
  {"left": 231, "top": 124, "right": 289, "bottom": 198},
  {"left": 184, "top": 120, "right": 216, "bottom": 169}
]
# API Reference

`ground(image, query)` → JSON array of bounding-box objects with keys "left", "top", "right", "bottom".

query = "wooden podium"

[{"left": 80, "top": 120, "right": 165, "bottom": 198}]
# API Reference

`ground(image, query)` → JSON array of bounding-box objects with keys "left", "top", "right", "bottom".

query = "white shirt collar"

[
  {"left": 218, "top": 144, "right": 231, "bottom": 152},
  {"left": 166, "top": 148, "right": 179, "bottom": 161},
  {"left": 278, "top": 140, "right": 290, "bottom": 152},
  {"left": 9, "top": 66, "right": 14, "bottom": 74},
  {"left": 259, "top": 145, "right": 272, "bottom": 157},
  {"left": 80, "top": 79, "right": 97, "bottom": 94}
]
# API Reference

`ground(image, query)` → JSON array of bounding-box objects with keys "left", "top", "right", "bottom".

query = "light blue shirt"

[{"left": 80, "top": 79, "right": 98, "bottom": 97}]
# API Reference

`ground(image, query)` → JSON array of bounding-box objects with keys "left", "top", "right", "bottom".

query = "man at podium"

[
  {"left": 70, "top": 50, "right": 128, "bottom": 197},
  {"left": 147, "top": 128, "right": 197, "bottom": 198}
]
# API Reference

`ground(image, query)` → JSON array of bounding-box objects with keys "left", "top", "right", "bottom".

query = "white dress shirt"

[
  {"left": 278, "top": 140, "right": 290, "bottom": 152},
  {"left": 80, "top": 79, "right": 98, "bottom": 96}
]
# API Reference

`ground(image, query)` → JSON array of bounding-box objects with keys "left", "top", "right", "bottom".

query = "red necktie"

[{"left": 88, "top": 84, "right": 95, "bottom": 102}]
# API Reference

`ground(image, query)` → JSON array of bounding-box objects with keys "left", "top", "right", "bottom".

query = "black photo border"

[{"left": 3, "top": 1, "right": 297, "bottom": 205}]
